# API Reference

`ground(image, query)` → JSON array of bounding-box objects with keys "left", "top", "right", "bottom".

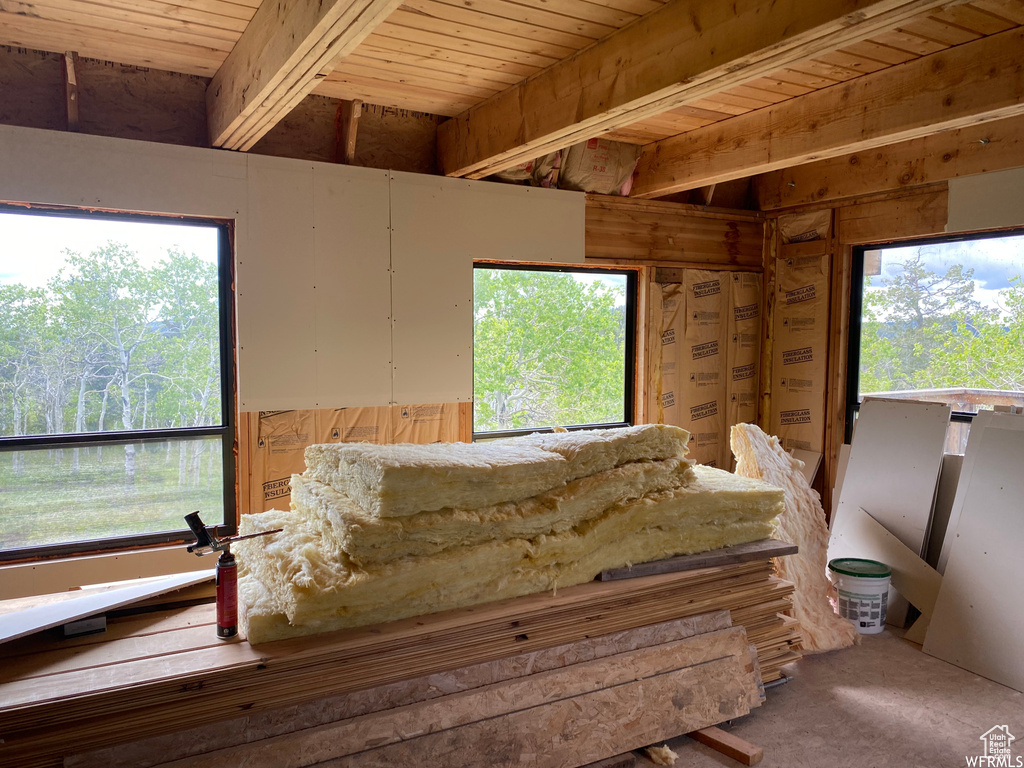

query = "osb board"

[
  {"left": 118, "top": 626, "right": 758, "bottom": 768},
  {"left": 245, "top": 404, "right": 460, "bottom": 514},
  {"left": 323, "top": 656, "right": 754, "bottom": 768},
  {"left": 68, "top": 613, "right": 736, "bottom": 768}
]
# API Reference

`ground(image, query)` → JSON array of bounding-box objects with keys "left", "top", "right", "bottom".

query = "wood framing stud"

[
  {"left": 62, "top": 51, "right": 79, "bottom": 133},
  {"left": 632, "top": 27, "right": 1024, "bottom": 198},
  {"left": 437, "top": 0, "right": 958, "bottom": 179},
  {"left": 689, "top": 726, "right": 764, "bottom": 765},
  {"left": 337, "top": 99, "right": 362, "bottom": 165},
  {"left": 207, "top": 0, "right": 402, "bottom": 151}
]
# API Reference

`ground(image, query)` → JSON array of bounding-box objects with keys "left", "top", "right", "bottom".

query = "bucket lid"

[{"left": 828, "top": 558, "right": 892, "bottom": 578}]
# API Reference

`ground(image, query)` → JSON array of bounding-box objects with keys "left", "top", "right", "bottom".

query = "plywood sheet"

[{"left": 924, "top": 413, "right": 1024, "bottom": 692}]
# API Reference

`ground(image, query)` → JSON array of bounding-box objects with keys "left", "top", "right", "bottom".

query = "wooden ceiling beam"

[
  {"left": 631, "top": 27, "right": 1024, "bottom": 199},
  {"left": 436, "top": 0, "right": 958, "bottom": 180},
  {"left": 752, "top": 113, "right": 1024, "bottom": 210},
  {"left": 206, "top": 0, "right": 402, "bottom": 151}
]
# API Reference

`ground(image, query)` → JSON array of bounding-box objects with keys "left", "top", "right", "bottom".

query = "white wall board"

[
  {"left": 936, "top": 410, "right": 994, "bottom": 574},
  {"left": 312, "top": 165, "right": 393, "bottom": 407},
  {"left": 924, "top": 413, "right": 1024, "bottom": 693},
  {"left": 947, "top": 167, "right": 1024, "bottom": 234},
  {"left": 833, "top": 398, "right": 950, "bottom": 625}
]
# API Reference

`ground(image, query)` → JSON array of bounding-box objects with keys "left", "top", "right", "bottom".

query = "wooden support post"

[
  {"left": 689, "top": 726, "right": 764, "bottom": 765},
  {"left": 694, "top": 184, "right": 716, "bottom": 207},
  {"left": 62, "top": 51, "right": 79, "bottom": 133},
  {"left": 337, "top": 98, "right": 362, "bottom": 165}
]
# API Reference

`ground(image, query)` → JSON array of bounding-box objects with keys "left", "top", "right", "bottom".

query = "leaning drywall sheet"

[
  {"left": 833, "top": 398, "right": 950, "bottom": 625},
  {"left": 936, "top": 410, "right": 995, "bottom": 574},
  {"left": 726, "top": 273, "right": 762, "bottom": 451},
  {"left": 829, "top": 506, "right": 942, "bottom": 639},
  {"left": 924, "top": 413, "right": 1024, "bottom": 693},
  {"left": 247, "top": 405, "right": 460, "bottom": 514},
  {"left": 770, "top": 253, "right": 830, "bottom": 453},
  {"left": 926, "top": 453, "right": 964, "bottom": 570}
]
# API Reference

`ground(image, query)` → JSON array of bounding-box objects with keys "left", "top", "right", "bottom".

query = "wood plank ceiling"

[{"left": 0, "top": 0, "right": 1022, "bottom": 199}]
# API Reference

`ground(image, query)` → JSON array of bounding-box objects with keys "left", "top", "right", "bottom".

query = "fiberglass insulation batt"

[{"left": 237, "top": 425, "right": 784, "bottom": 644}]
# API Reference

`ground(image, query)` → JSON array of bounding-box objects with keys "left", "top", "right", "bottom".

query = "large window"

[
  {"left": 0, "top": 207, "right": 235, "bottom": 559},
  {"left": 473, "top": 264, "right": 636, "bottom": 437},
  {"left": 848, "top": 231, "right": 1024, "bottom": 447}
]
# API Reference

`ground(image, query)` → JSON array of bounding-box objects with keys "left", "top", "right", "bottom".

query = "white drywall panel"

[
  {"left": 924, "top": 413, "right": 1024, "bottom": 693},
  {"left": 389, "top": 174, "right": 474, "bottom": 404},
  {"left": 0, "top": 125, "right": 247, "bottom": 220},
  {"left": 835, "top": 399, "right": 950, "bottom": 554},
  {"left": 312, "top": 165, "right": 393, "bottom": 407},
  {"left": 832, "top": 398, "right": 950, "bottom": 625},
  {"left": 388, "top": 173, "right": 586, "bottom": 404},
  {"left": 239, "top": 156, "right": 318, "bottom": 410},
  {"left": 936, "top": 410, "right": 994, "bottom": 574},
  {"left": 947, "top": 167, "right": 1024, "bottom": 234}
]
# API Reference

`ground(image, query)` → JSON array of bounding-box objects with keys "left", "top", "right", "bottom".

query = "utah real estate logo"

[{"left": 967, "top": 726, "right": 1022, "bottom": 767}]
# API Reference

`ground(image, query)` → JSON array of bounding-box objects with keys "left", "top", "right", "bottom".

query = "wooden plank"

[
  {"left": 690, "top": 726, "right": 764, "bottom": 765},
  {"left": 585, "top": 195, "right": 764, "bottom": 267},
  {"left": 437, "top": 0, "right": 956, "bottom": 179},
  {"left": 632, "top": 27, "right": 1024, "bottom": 198},
  {"left": 924, "top": 413, "right": 1024, "bottom": 693},
  {"left": 61, "top": 50, "right": 79, "bottom": 131},
  {"left": 599, "top": 539, "right": 798, "bottom": 581},
  {"left": 754, "top": 113, "right": 1024, "bottom": 210},
  {"left": 0, "top": 571, "right": 213, "bottom": 645},
  {"left": 836, "top": 185, "right": 948, "bottom": 244},
  {"left": 337, "top": 98, "right": 361, "bottom": 164},
  {"left": 206, "top": 0, "right": 403, "bottom": 150}
]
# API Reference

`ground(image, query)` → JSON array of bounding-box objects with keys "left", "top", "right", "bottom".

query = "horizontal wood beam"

[
  {"left": 752, "top": 113, "right": 1024, "bottom": 210},
  {"left": 631, "top": 27, "right": 1024, "bottom": 199},
  {"left": 207, "top": 0, "right": 401, "bottom": 151},
  {"left": 437, "top": 0, "right": 955, "bottom": 179}
]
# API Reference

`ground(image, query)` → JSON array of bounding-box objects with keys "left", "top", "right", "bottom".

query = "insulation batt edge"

[{"left": 731, "top": 423, "right": 859, "bottom": 652}]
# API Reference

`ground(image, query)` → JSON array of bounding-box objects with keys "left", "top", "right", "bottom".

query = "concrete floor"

[{"left": 651, "top": 630, "right": 1024, "bottom": 768}]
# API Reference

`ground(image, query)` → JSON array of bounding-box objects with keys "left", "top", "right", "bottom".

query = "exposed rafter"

[
  {"left": 207, "top": 0, "right": 402, "bottom": 151},
  {"left": 436, "top": 0, "right": 959, "bottom": 180},
  {"left": 631, "top": 27, "right": 1024, "bottom": 199}
]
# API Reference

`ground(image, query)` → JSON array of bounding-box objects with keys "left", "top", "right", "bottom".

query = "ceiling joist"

[
  {"left": 631, "top": 27, "right": 1024, "bottom": 199},
  {"left": 436, "top": 0, "right": 959, "bottom": 180},
  {"left": 207, "top": 0, "right": 402, "bottom": 151}
]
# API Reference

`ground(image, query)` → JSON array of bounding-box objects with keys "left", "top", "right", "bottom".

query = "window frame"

[
  {"left": 471, "top": 261, "right": 638, "bottom": 441},
  {"left": 0, "top": 204, "right": 237, "bottom": 562},
  {"left": 845, "top": 228, "right": 1024, "bottom": 444}
]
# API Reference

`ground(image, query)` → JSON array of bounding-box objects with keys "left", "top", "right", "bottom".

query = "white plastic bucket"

[{"left": 827, "top": 558, "right": 892, "bottom": 635}]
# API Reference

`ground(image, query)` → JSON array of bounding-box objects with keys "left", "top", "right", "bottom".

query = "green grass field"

[{"left": 0, "top": 440, "right": 223, "bottom": 550}]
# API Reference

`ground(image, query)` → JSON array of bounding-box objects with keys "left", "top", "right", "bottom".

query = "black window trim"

[
  {"left": 471, "top": 261, "right": 638, "bottom": 441},
  {"left": 845, "top": 227, "right": 1024, "bottom": 444},
  {"left": 0, "top": 205, "right": 236, "bottom": 562}
]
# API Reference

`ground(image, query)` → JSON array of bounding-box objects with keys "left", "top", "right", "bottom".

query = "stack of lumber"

[
  {"left": 65, "top": 612, "right": 764, "bottom": 768},
  {"left": 237, "top": 424, "right": 787, "bottom": 643},
  {"left": 0, "top": 547, "right": 801, "bottom": 768}
]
